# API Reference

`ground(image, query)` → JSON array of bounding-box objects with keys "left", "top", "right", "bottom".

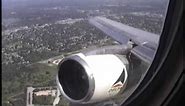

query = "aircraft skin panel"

[
  {"left": 131, "top": 45, "right": 155, "bottom": 63},
  {"left": 89, "top": 16, "right": 159, "bottom": 49},
  {"left": 89, "top": 17, "right": 130, "bottom": 44},
  {"left": 89, "top": 16, "right": 159, "bottom": 63}
]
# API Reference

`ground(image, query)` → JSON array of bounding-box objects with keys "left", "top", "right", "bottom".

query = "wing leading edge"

[{"left": 89, "top": 16, "right": 160, "bottom": 63}]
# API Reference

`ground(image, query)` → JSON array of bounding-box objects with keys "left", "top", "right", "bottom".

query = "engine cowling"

[{"left": 56, "top": 53, "right": 129, "bottom": 104}]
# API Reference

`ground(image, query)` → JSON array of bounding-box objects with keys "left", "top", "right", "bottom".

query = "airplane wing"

[{"left": 88, "top": 16, "right": 160, "bottom": 63}]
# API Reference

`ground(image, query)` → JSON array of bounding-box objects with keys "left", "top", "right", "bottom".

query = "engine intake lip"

[{"left": 56, "top": 53, "right": 95, "bottom": 103}]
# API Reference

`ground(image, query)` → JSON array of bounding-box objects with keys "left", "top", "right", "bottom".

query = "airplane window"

[{"left": 2, "top": 0, "right": 169, "bottom": 106}]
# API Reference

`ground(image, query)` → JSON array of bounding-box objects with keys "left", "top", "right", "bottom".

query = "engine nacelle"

[{"left": 56, "top": 53, "right": 129, "bottom": 104}]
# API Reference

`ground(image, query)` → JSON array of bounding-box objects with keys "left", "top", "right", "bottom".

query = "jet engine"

[{"left": 56, "top": 45, "right": 130, "bottom": 104}]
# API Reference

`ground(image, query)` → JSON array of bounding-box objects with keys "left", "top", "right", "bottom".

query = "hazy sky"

[{"left": 2, "top": 0, "right": 169, "bottom": 9}]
